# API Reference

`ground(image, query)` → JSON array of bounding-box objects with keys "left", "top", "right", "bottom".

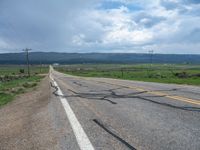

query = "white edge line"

[{"left": 50, "top": 73, "right": 94, "bottom": 150}]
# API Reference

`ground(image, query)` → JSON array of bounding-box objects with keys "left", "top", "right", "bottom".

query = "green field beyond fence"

[
  {"left": 55, "top": 64, "right": 200, "bottom": 85},
  {"left": 0, "top": 65, "right": 49, "bottom": 106}
]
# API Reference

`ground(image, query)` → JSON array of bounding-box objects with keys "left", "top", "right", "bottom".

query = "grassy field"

[
  {"left": 55, "top": 64, "right": 200, "bottom": 85},
  {"left": 0, "top": 65, "right": 49, "bottom": 75},
  {"left": 0, "top": 65, "right": 49, "bottom": 106}
]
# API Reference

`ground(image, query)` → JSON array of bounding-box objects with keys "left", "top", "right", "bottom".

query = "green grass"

[
  {"left": 0, "top": 65, "right": 49, "bottom": 75},
  {"left": 55, "top": 64, "right": 200, "bottom": 86},
  {"left": 0, "top": 75, "right": 43, "bottom": 106},
  {"left": 0, "top": 93, "right": 14, "bottom": 106},
  {"left": 0, "top": 65, "right": 49, "bottom": 107}
]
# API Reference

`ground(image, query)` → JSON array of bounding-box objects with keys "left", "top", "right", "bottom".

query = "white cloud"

[
  {"left": 0, "top": 0, "right": 200, "bottom": 53},
  {"left": 104, "top": 29, "right": 153, "bottom": 44}
]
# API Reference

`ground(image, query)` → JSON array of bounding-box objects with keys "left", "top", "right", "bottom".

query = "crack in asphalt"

[
  {"left": 58, "top": 76, "right": 200, "bottom": 96},
  {"left": 50, "top": 81, "right": 117, "bottom": 104},
  {"left": 93, "top": 119, "right": 137, "bottom": 150},
  {"left": 50, "top": 82, "right": 59, "bottom": 96},
  {"left": 50, "top": 82, "right": 200, "bottom": 112},
  {"left": 73, "top": 81, "right": 88, "bottom": 87}
]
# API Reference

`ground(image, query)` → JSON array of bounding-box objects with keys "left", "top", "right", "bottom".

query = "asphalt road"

[{"left": 50, "top": 69, "right": 200, "bottom": 150}]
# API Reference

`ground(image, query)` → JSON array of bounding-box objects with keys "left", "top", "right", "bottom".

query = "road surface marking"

[
  {"left": 128, "top": 85, "right": 200, "bottom": 105},
  {"left": 82, "top": 78, "right": 200, "bottom": 106},
  {"left": 50, "top": 74, "right": 94, "bottom": 150},
  {"left": 56, "top": 70, "right": 200, "bottom": 105}
]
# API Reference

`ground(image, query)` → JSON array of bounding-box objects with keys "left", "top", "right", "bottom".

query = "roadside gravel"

[{"left": 0, "top": 76, "right": 59, "bottom": 150}]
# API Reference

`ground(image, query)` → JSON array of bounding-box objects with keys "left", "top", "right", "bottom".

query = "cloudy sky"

[{"left": 0, "top": 0, "right": 200, "bottom": 54}]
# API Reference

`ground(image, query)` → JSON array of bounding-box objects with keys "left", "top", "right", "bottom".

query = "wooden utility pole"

[
  {"left": 40, "top": 59, "right": 42, "bottom": 74},
  {"left": 149, "top": 50, "right": 154, "bottom": 66},
  {"left": 23, "top": 48, "right": 31, "bottom": 77},
  {"left": 147, "top": 50, "right": 154, "bottom": 77}
]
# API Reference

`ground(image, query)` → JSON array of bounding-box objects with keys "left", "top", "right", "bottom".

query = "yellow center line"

[
  {"left": 166, "top": 95, "right": 200, "bottom": 105},
  {"left": 64, "top": 74, "right": 200, "bottom": 106},
  {"left": 81, "top": 77, "right": 200, "bottom": 106}
]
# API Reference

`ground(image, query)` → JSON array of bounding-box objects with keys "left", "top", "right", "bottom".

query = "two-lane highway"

[{"left": 50, "top": 68, "right": 200, "bottom": 150}]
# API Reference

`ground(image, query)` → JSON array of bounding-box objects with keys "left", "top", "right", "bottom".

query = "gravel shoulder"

[{"left": 0, "top": 76, "right": 59, "bottom": 150}]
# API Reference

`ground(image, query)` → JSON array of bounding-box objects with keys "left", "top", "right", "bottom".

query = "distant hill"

[{"left": 0, "top": 52, "right": 200, "bottom": 64}]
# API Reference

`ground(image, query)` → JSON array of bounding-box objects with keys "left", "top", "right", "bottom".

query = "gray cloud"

[
  {"left": 185, "top": 0, "right": 200, "bottom": 4},
  {"left": 133, "top": 12, "right": 166, "bottom": 28},
  {"left": 0, "top": 0, "right": 200, "bottom": 54},
  {"left": 160, "top": 0, "right": 179, "bottom": 10},
  {"left": 0, "top": 0, "right": 97, "bottom": 52}
]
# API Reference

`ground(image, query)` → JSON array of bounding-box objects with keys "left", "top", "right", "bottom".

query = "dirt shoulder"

[{"left": 0, "top": 76, "right": 59, "bottom": 150}]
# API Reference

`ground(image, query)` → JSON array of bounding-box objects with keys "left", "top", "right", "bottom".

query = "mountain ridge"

[{"left": 0, "top": 52, "right": 200, "bottom": 64}]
